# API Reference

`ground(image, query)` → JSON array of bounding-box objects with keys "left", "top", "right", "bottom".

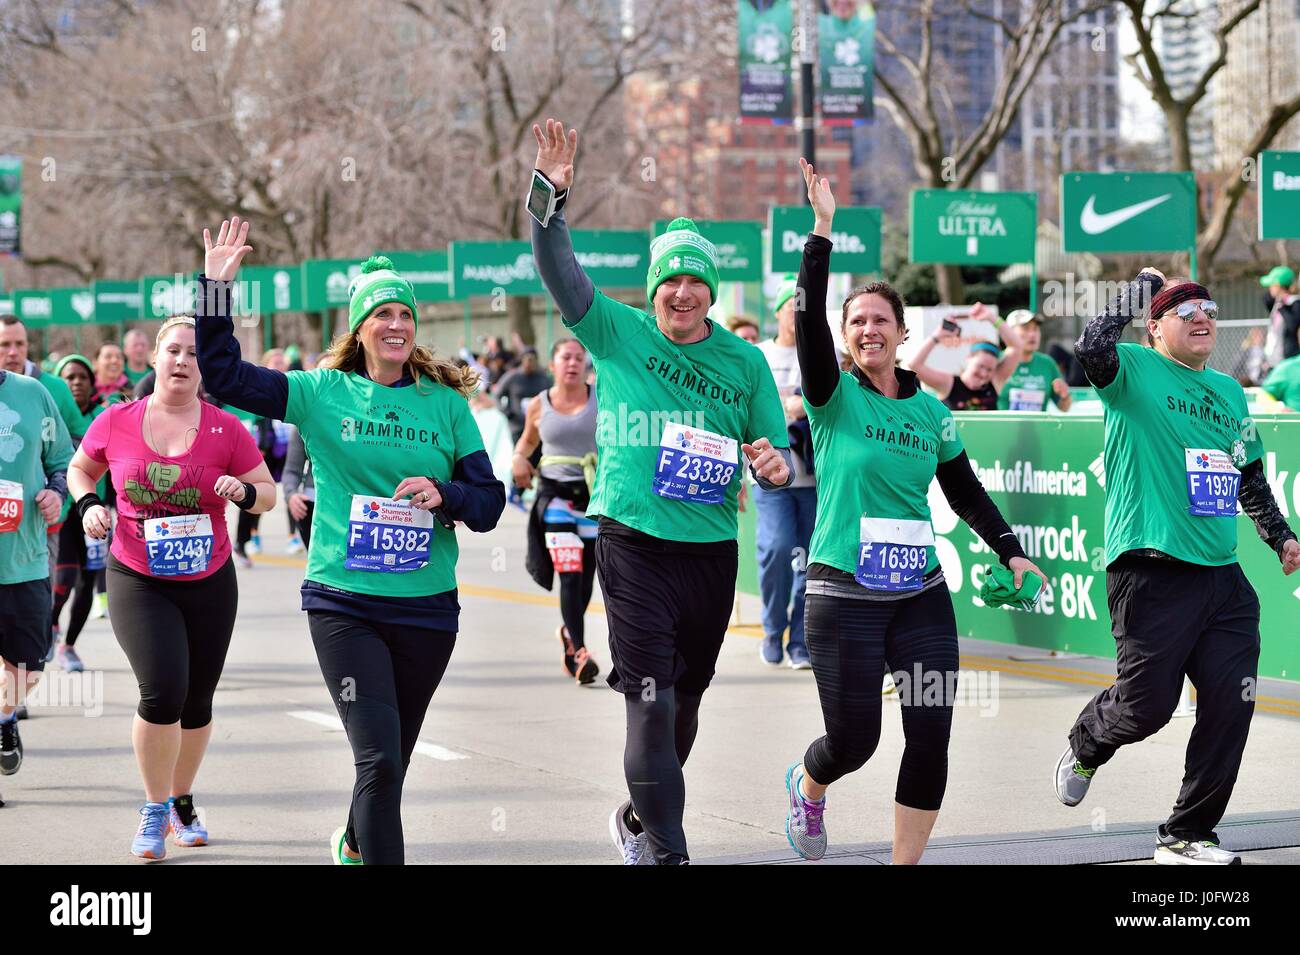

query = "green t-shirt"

[
  {"left": 37, "top": 372, "right": 85, "bottom": 525},
  {"left": 805, "top": 371, "right": 963, "bottom": 578},
  {"left": 1097, "top": 343, "right": 1262, "bottom": 566},
  {"left": 0, "top": 373, "right": 74, "bottom": 584},
  {"left": 285, "top": 369, "right": 485, "bottom": 597},
  {"left": 1262, "top": 355, "right": 1300, "bottom": 412},
  {"left": 125, "top": 366, "right": 151, "bottom": 387},
  {"left": 997, "top": 351, "right": 1064, "bottom": 412},
  {"left": 567, "top": 291, "right": 788, "bottom": 543}
]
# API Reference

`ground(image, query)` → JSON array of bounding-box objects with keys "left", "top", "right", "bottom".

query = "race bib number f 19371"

[
  {"left": 144, "top": 514, "right": 214, "bottom": 576},
  {"left": 1184, "top": 448, "right": 1240, "bottom": 518},
  {"left": 652, "top": 423, "right": 738, "bottom": 505},
  {"left": 345, "top": 495, "right": 434, "bottom": 573},
  {"left": 855, "top": 517, "right": 934, "bottom": 592},
  {"left": 0, "top": 479, "right": 23, "bottom": 534}
]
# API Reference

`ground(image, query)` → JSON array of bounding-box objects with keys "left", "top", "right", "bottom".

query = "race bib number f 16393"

[
  {"left": 345, "top": 495, "right": 434, "bottom": 573},
  {"left": 144, "top": 514, "right": 213, "bottom": 576},
  {"left": 1184, "top": 448, "right": 1240, "bottom": 518},
  {"left": 0, "top": 479, "right": 23, "bottom": 534},
  {"left": 855, "top": 517, "right": 934, "bottom": 592},
  {"left": 652, "top": 423, "right": 738, "bottom": 505}
]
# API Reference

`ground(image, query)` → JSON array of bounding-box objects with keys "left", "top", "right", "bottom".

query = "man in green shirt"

[
  {"left": 530, "top": 118, "right": 792, "bottom": 865},
  {"left": 122, "top": 329, "right": 152, "bottom": 387},
  {"left": 1055, "top": 269, "right": 1299, "bottom": 865},
  {"left": 1261, "top": 329, "right": 1300, "bottom": 411},
  {"left": 997, "top": 310, "right": 1073, "bottom": 412}
]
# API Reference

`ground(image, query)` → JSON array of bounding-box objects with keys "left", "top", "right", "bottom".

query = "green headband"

[{"left": 348, "top": 255, "right": 418, "bottom": 333}]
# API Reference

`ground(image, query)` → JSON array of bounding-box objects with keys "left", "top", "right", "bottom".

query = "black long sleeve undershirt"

[
  {"left": 1074, "top": 273, "right": 1163, "bottom": 390},
  {"left": 1239, "top": 459, "right": 1297, "bottom": 559}
]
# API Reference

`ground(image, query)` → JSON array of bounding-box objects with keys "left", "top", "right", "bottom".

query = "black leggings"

[
  {"left": 52, "top": 517, "right": 96, "bottom": 646},
  {"left": 308, "top": 612, "right": 456, "bottom": 865},
  {"left": 107, "top": 553, "right": 239, "bottom": 728},
  {"left": 802, "top": 586, "right": 959, "bottom": 811},
  {"left": 623, "top": 686, "right": 703, "bottom": 863}
]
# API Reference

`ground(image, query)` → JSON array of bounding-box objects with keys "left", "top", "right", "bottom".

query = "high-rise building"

[
  {"left": 1158, "top": 0, "right": 1219, "bottom": 169},
  {"left": 1213, "top": 0, "right": 1300, "bottom": 167}
]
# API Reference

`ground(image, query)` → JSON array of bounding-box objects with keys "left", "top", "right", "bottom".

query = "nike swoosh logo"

[{"left": 1079, "top": 194, "right": 1171, "bottom": 234}]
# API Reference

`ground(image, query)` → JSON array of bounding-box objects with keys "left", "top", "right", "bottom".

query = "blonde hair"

[
  {"left": 154, "top": 315, "right": 196, "bottom": 352},
  {"left": 319, "top": 330, "right": 479, "bottom": 398}
]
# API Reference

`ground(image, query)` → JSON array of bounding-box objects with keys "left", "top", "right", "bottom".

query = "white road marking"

[{"left": 286, "top": 710, "right": 468, "bottom": 761}]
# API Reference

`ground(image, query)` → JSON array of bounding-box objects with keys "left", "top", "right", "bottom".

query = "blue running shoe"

[
  {"left": 785, "top": 763, "right": 827, "bottom": 860},
  {"left": 760, "top": 635, "right": 784, "bottom": 667},
  {"left": 788, "top": 644, "right": 812, "bottom": 670},
  {"left": 132, "top": 803, "right": 169, "bottom": 861},
  {"left": 168, "top": 794, "right": 208, "bottom": 847}
]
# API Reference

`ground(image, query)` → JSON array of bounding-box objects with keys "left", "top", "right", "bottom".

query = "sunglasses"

[{"left": 1167, "top": 300, "right": 1218, "bottom": 320}]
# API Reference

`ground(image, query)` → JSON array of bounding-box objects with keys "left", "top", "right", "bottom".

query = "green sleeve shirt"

[
  {"left": 997, "top": 351, "right": 1064, "bottom": 411},
  {"left": 1262, "top": 355, "right": 1300, "bottom": 412}
]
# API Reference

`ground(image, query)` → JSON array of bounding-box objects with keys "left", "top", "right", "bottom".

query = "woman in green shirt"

[{"left": 783, "top": 161, "right": 1046, "bottom": 864}]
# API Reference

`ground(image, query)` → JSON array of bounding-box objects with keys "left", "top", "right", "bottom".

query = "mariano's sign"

[{"left": 910, "top": 190, "right": 1037, "bottom": 265}]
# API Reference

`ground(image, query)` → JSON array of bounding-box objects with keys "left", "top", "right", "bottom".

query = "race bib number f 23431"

[
  {"left": 345, "top": 495, "right": 434, "bottom": 573},
  {"left": 855, "top": 517, "right": 934, "bottom": 593},
  {"left": 144, "top": 514, "right": 214, "bottom": 576},
  {"left": 1184, "top": 448, "right": 1240, "bottom": 518},
  {"left": 652, "top": 423, "right": 738, "bottom": 505}
]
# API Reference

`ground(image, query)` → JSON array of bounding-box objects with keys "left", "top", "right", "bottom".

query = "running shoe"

[
  {"left": 1154, "top": 830, "right": 1240, "bottom": 865},
  {"left": 285, "top": 534, "right": 305, "bottom": 555},
  {"left": 573, "top": 647, "right": 599, "bottom": 686},
  {"left": 1054, "top": 746, "right": 1095, "bottom": 807},
  {"left": 167, "top": 794, "right": 208, "bottom": 847},
  {"left": 788, "top": 644, "right": 812, "bottom": 670},
  {"left": 331, "top": 826, "right": 363, "bottom": 865},
  {"left": 57, "top": 644, "right": 84, "bottom": 673},
  {"left": 0, "top": 718, "right": 21, "bottom": 775},
  {"left": 760, "top": 635, "right": 784, "bottom": 667},
  {"left": 131, "top": 803, "right": 169, "bottom": 861},
  {"left": 42, "top": 636, "right": 56, "bottom": 664},
  {"left": 609, "top": 800, "right": 648, "bottom": 865},
  {"left": 557, "top": 625, "right": 577, "bottom": 678},
  {"left": 14, "top": 704, "right": 27, "bottom": 721},
  {"left": 247, "top": 534, "right": 262, "bottom": 555},
  {"left": 92, "top": 592, "right": 108, "bottom": 619},
  {"left": 785, "top": 763, "right": 826, "bottom": 860}
]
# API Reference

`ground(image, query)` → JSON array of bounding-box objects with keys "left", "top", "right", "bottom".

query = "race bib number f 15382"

[
  {"left": 652, "top": 423, "right": 738, "bottom": 505},
  {"left": 1184, "top": 448, "right": 1240, "bottom": 518},
  {"left": 345, "top": 495, "right": 434, "bottom": 573}
]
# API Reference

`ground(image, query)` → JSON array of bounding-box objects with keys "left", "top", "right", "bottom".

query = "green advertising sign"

[
  {"left": 12, "top": 289, "right": 53, "bottom": 327},
  {"left": 571, "top": 230, "right": 650, "bottom": 289},
  {"left": 910, "top": 190, "right": 1037, "bottom": 265},
  {"left": 140, "top": 273, "right": 197, "bottom": 319},
  {"left": 738, "top": 0, "right": 793, "bottom": 123},
  {"left": 768, "top": 205, "right": 881, "bottom": 274},
  {"left": 0, "top": 156, "right": 20, "bottom": 256},
  {"left": 301, "top": 258, "right": 363, "bottom": 312},
  {"left": 233, "top": 265, "right": 302, "bottom": 316},
  {"left": 92, "top": 280, "right": 143, "bottom": 324},
  {"left": 652, "top": 219, "right": 763, "bottom": 282},
  {"left": 1060, "top": 171, "right": 1197, "bottom": 253},
  {"left": 1259, "top": 151, "right": 1300, "bottom": 240},
  {"left": 448, "top": 241, "right": 541, "bottom": 298},
  {"left": 47, "top": 287, "right": 96, "bottom": 325},
  {"left": 377, "top": 250, "right": 453, "bottom": 303},
  {"left": 819, "top": 2, "right": 875, "bottom": 125}
]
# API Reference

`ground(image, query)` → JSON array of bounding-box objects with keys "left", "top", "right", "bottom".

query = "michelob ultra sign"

[{"left": 910, "top": 190, "right": 1037, "bottom": 266}]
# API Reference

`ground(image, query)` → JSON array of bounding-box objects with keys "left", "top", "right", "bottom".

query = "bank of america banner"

[
  {"left": 738, "top": 0, "right": 794, "bottom": 124},
  {"left": 0, "top": 157, "right": 20, "bottom": 257},
  {"left": 819, "top": 1, "right": 875, "bottom": 124}
]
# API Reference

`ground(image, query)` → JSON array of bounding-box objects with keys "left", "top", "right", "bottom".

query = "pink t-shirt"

[{"left": 80, "top": 399, "right": 263, "bottom": 580}]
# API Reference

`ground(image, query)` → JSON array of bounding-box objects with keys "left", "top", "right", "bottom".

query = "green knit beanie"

[
  {"left": 773, "top": 274, "right": 799, "bottom": 316},
  {"left": 647, "top": 217, "right": 720, "bottom": 306},
  {"left": 348, "top": 255, "right": 418, "bottom": 333},
  {"left": 54, "top": 353, "right": 94, "bottom": 378}
]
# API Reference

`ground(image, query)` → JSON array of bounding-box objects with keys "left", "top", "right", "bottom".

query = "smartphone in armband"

[{"left": 526, "top": 170, "right": 560, "bottom": 227}]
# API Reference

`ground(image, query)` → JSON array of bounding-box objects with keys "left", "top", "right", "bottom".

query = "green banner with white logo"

[
  {"left": 92, "top": 280, "right": 143, "bottom": 324},
  {"left": 448, "top": 241, "right": 542, "bottom": 298},
  {"left": 652, "top": 220, "right": 763, "bottom": 283},
  {"left": 910, "top": 190, "right": 1037, "bottom": 266},
  {"left": 1259, "top": 151, "right": 1300, "bottom": 241},
  {"left": 0, "top": 156, "right": 20, "bottom": 256},
  {"left": 571, "top": 230, "right": 650, "bottom": 289},
  {"left": 738, "top": 0, "right": 794, "bottom": 123},
  {"left": 1060, "top": 171, "right": 1197, "bottom": 253},
  {"left": 232, "top": 265, "right": 303, "bottom": 317},
  {"left": 301, "top": 258, "right": 363, "bottom": 312},
  {"left": 377, "top": 250, "right": 453, "bottom": 303},
  {"left": 819, "top": 1, "right": 875, "bottom": 125},
  {"left": 768, "top": 205, "right": 881, "bottom": 274},
  {"left": 45, "top": 287, "right": 96, "bottom": 325},
  {"left": 139, "top": 273, "right": 198, "bottom": 320},
  {"left": 12, "top": 289, "right": 53, "bottom": 327}
]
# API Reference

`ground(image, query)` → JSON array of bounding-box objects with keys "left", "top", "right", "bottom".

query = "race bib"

[
  {"left": 1008, "top": 387, "right": 1047, "bottom": 412},
  {"left": 345, "top": 495, "right": 434, "bottom": 573},
  {"left": 652, "top": 423, "right": 739, "bottom": 505},
  {"left": 1184, "top": 448, "right": 1240, "bottom": 517},
  {"left": 84, "top": 534, "right": 108, "bottom": 572},
  {"left": 0, "top": 479, "right": 23, "bottom": 534},
  {"left": 144, "top": 514, "right": 214, "bottom": 576},
  {"left": 545, "top": 531, "right": 584, "bottom": 574},
  {"left": 855, "top": 517, "right": 934, "bottom": 593}
]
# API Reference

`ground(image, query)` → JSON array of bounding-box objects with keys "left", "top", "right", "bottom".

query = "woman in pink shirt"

[{"left": 67, "top": 316, "right": 276, "bottom": 861}]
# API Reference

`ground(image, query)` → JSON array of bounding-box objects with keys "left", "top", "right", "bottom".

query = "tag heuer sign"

[
  {"left": 910, "top": 190, "right": 1037, "bottom": 265},
  {"left": 1259, "top": 151, "right": 1300, "bottom": 240},
  {"left": 1060, "top": 171, "right": 1197, "bottom": 253},
  {"left": 768, "top": 205, "right": 881, "bottom": 274}
]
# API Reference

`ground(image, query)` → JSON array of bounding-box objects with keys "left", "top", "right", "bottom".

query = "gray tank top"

[{"left": 538, "top": 385, "right": 597, "bottom": 482}]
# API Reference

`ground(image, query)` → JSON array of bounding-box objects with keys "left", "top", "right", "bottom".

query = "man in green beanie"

[
  {"left": 530, "top": 118, "right": 792, "bottom": 866},
  {"left": 1260, "top": 265, "right": 1299, "bottom": 369}
]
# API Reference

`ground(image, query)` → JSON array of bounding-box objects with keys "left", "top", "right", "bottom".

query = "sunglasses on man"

[{"left": 1166, "top": 300, "right": 1218, "bottom": 320}]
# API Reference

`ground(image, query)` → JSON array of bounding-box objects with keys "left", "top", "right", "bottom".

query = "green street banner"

[
  {"left": 233, "top": 265, "right": 303, "bottom": 316},
  {"left": 1060, "top": 171, "right": 1196, "bottom": 253},
  {"left": 92, "top": 280, "right": 143, "bottom": 324},
  {"left": 378, "top": 250, "right": 453, "bottom": 303},
  {"left": 12, "top": 289, "right": 53, "bottom": 327},
  {"left": 448, "top": 241, "right": 542, "bottom": 298},
  {"left": 910, "top": 190, "right": 1037, "bottom": 266},
  {"left": 819, "top": 1, "right": 875, "bottom": 125},
  {"left": 571, "top": 230, "right": 650, "bottom": 289},
  {"left": 301, "top": 258, "right": 363, "bottom": 312},
  {"left": 140, "top": 273, "right": 197, "bottom": 320},
  {"left": 47, "top": 287, "right": 96, "bottom": 325},
  {"left": 768, "top": 205, "right": 881, "bottom": 273},
  {"left": 738, "top": 0, "right": 794, "bottom": 124},
  {"left": 652, "top": 220, "right": 763, "bottom": 282},
  {"left": 1259, "top": 151, "right": 1300, "bottom": 241},
  {"left": 0, "top": 156, "right": 20, "bottom": 256}
]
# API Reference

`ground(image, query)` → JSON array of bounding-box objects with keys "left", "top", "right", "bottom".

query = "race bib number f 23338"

[
  {"left": 652, "top": 423, "right": 738, "bottom": 505},
  {"left": 345, "top": 495, "right": 434, "bottom": 573}
]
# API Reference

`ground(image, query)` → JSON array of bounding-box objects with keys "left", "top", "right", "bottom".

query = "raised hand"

[
  {"left": 532, "top": 118, "right": 578, "bottom": 192},
  {"left": 742, "top": 437, "right": 790, "bottom": 487},
  {"left": 800, "top": 158, "right": 836, "bottom": 226},
  {"left": 204, "top": 216, "right": 254, "bottom": 282}
]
